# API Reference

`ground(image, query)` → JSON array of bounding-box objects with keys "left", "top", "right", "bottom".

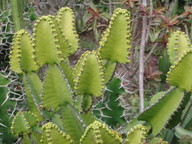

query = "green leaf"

[
  {"left": 74, "top": 51, "right": 104, "bottom": 97},
  {"left": 138, "top": 88, "right": 184, "bottom": 135},
  {"left": 41, "top": 122, "right": 73, "bottom": 144},
  {"left": 99, "top": 8, "right": 131, "bottom": 63},
  {"left": 42, "top": 65, "right": 73, "bottom": 112}
]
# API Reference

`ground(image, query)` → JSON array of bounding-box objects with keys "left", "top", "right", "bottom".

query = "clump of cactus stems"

[{"left": 9, "top": 6, "right": 192, "bottom": 144}]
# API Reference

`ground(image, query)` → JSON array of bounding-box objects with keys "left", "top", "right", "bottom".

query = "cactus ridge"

[
  {"left": 125, "top": 124, "right": 147, "bottom": 144},
  {"left": 99, "top": 8, "right": 131, "bottom": 63},
  {"left": 167, "top": 31, "right": 191, "bottom": 64},
  {"left": 56, "top": 7, "right": 79, "bottom": 55},
  {"left": 41, "top": 122, "right": 73, "bottom": 144},
  {"left": 80, "top": 121, "right": 123, "bottom": 144}
]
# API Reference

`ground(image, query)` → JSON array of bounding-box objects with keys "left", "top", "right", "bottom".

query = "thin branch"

[{"left": 139, "top": 0, "right": 148, "bottom": 113}]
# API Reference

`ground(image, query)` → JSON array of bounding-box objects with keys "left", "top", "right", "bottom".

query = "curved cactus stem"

[
  {"left": 124, "top": 124, "right": 147, "bottom": 144},
  {"left": 11, "top": 112, "right": 38, "bottom": 136},
  {"left": 56, "top": 7, "right": 79, "bottom": 55},
  {"left": 167, "top": 31, "right": 191, "bottom": 64},
  {"left": 33, "top": 16, "right": 63, "bottom": 66},
  {"left": 99, "top": 8, "right": 131, "bottom": 63},
  {"left": 23, "top": 73, "right": 43, "bottom": 121},
  {"left": 42, "top": 64, "right": 73, "bottom": 112},
  {"left": 167, "top": 49, "right": 192, "bottom": 91},
  {"left": 80, "top": 121, "right": 123, "bottom": 144},
  {"left": 138, "top": 88, "right": 185, "bottom": 135},
  {"left": 73, "top": 51, "right": 104, "bottom": 97},
  {"left": 41, "top": 122, "right": 73, "bottom": 144},
  {"left": 9, "top": 29, "right": 38, "bottom": 73},
  {"left": 61, "top": 104, "right": 85, "bottom": 144},
  {"left": 60, "top": 60, "right": 74, "bottom": 88}
]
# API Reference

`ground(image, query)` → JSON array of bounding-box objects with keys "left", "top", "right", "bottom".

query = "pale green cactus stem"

[
  {"left": 99, "top": 8, "right": 131, "bottom": 63},
  {"left": 80, "top": 121, "right": 123, "bottom": 144},
  {"left": 98, "top": 8, "right": 131, "bottom": 84},
  {"left": 11, "top": 112, "right": 38, "bottom": 143},
  {"left": 56, "top": 7, "right": 79, "bottom": 55},
  {"left": 125, "top": 124, "right": 147, "bottom": 144},
  {"left": 9, "top": 29, "right": 38, "bottom": 74},
  {"left": 167, "top": 31, "right": 191, "bottom": 64},
  {"left": 41, "top": 122, "right": 73, "bottom": 144},
  {"left": 73, "top": 51, "right": 105, "bottom": 111},
  {"left": 41, "top": 64, "right": 73, "bottom": 112},
  {"left": 167, "top": 48, "right": 192, "bottom": 91},
  {"left": 33, "top": 16, "right": 63, "bottom": 66},
  {"left": 138, "top": 88, "right": 185, "bottom": 135}
]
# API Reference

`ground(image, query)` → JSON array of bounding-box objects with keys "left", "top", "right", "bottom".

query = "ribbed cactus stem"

[{"left": 10, "top": 0, "right": 24, "bottom": 31}]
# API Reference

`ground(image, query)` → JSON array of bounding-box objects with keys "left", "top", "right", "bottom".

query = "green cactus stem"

[
  {"left": 167, "top": 49, "right": 192, "bottom": 91},
  {"left": 42, "top": 64, "right": 73, "bottom": 112},
  {"left": 167, "top": 31, "right": 191, "bottom": 64},
  {"left": 23, "top": 73, "right": 43, "bottom": 121},
  {"left": 73, "top": 51, "right": 105, "bottom": 97},
  {"left": 0, "top": 73, "right": 15, "bottom": 143},
  {"left": 10, "top": 0, "right": 24, "bottom": 31},
  {"left": 124, "top": 124, "right": 147, "bottom": 144},
  {"left": 56, "top": 7, "right": 79, "bottom": 55},
  {"left": 9, "top": 29, "right": 38, "bottom": 74},
  {"left": 80, "top": 121, "right": 123, "bottom": 144},
  {"left": 138, "top": 88, "right": 185, "bottom": 135},
  {"left": 11, "top": 112, "right": 38, "bottom": 136},
  {"left": 60, "top": 60, "right": 74, "bottom": 88},
  {"left": 41, "top": 122, "right": 73, "bottom": 144},
  {"left": 61, "top": 105, "right": 85, "bottom": 144},
  {"left": 99, "top": 8, "right": 131, "bottom": 63},
  {"left": 102, "top": 60, "right": 117, "bottom": 84},
  {"left": 33, "top": 16, "right": 63, "bottom": 66},
  {"left": 93, "top": 78, "right": 126, "bottom": 127}
]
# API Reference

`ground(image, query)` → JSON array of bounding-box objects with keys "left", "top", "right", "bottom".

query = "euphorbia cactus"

[{"left": 8, "top": 5, "right": 192, "bottom": 144}]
